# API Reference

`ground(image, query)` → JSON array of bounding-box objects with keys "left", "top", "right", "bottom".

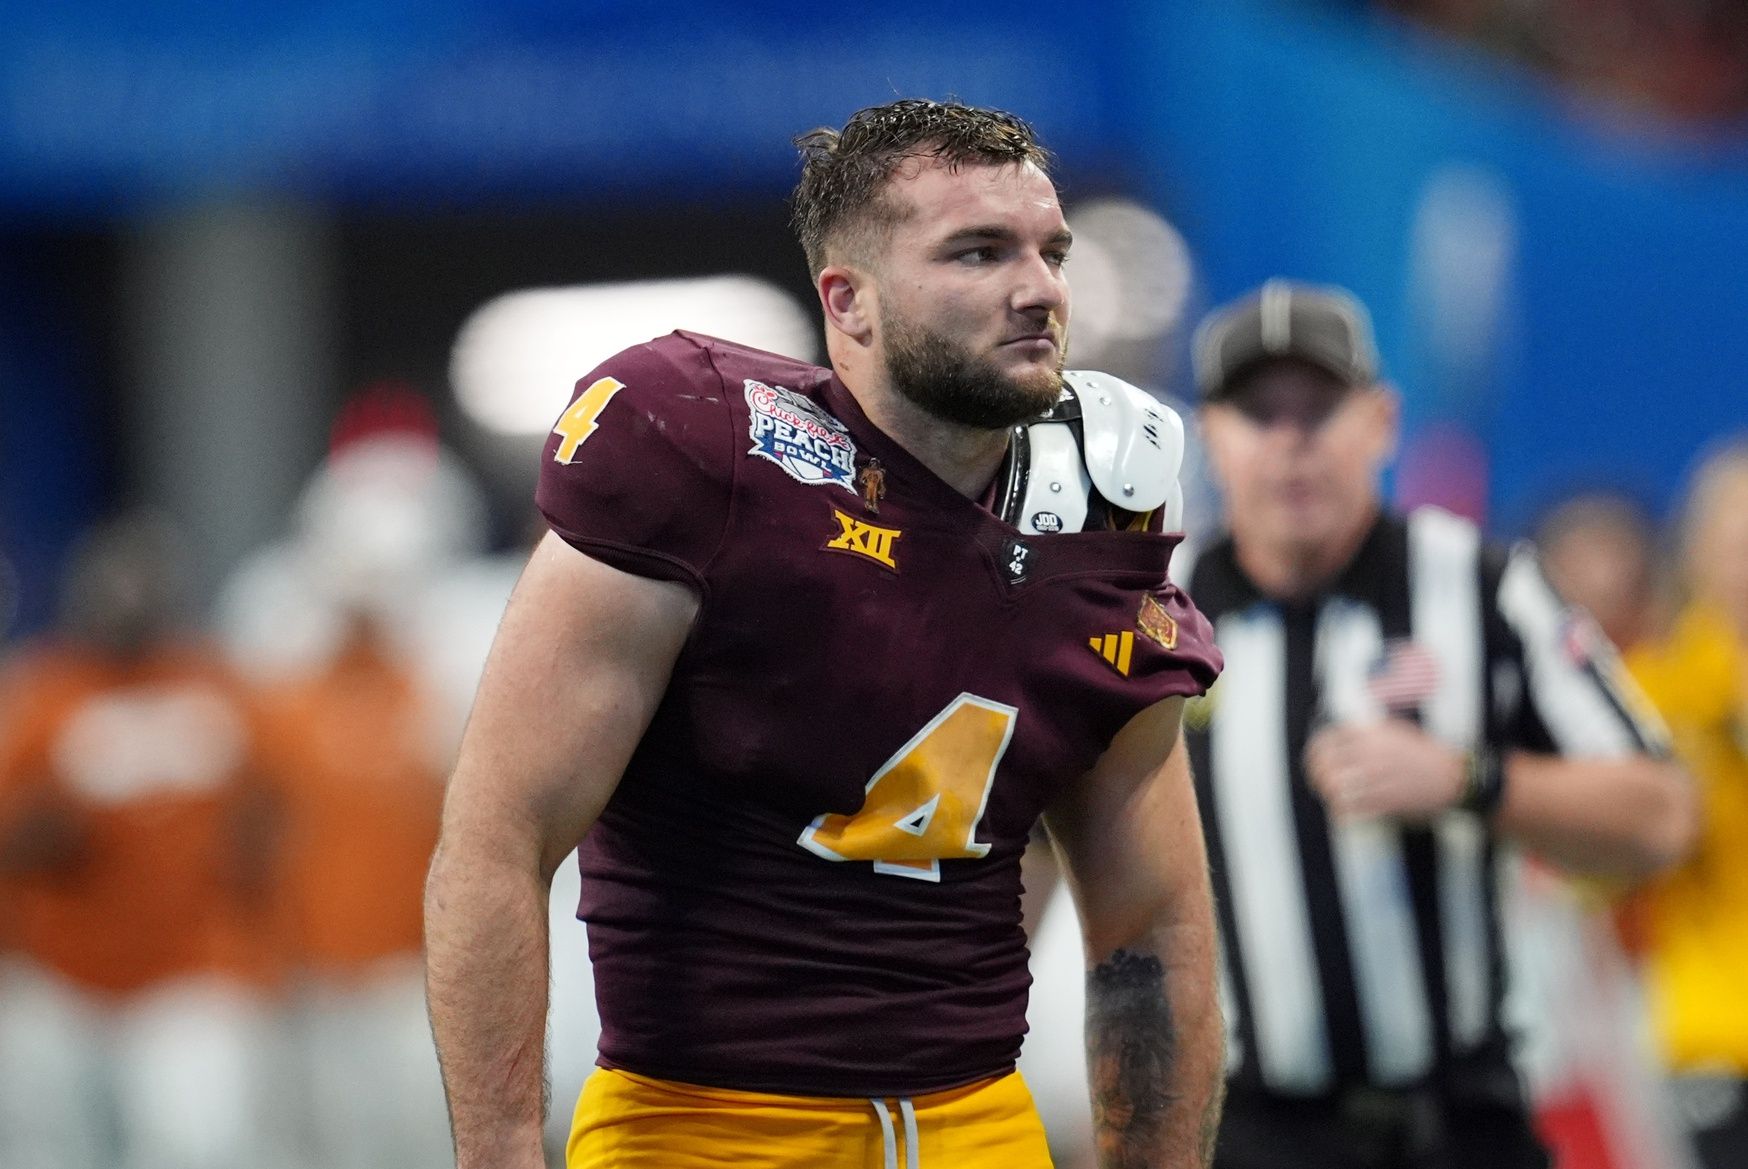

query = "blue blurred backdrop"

[{"left": 2, "top": 0, "right": 1744, "bottom": 633}]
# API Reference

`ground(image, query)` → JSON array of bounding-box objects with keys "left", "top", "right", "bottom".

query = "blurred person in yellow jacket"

[{"left": 1627, "top": 440, "right": 1748, "bottom": 1169}]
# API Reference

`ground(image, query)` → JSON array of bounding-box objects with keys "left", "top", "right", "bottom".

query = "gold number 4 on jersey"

[
  {"left": 797, "top": 693, "right": 1017, "bottom": 882},
  {"left": 551, "top": 376, "right": 626, "bottom": 464}
]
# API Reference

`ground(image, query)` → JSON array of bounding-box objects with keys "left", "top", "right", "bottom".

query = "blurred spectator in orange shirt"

[
  {"left": 257, "top": 630, "right": 442, "bottom": 976},
  {"left": 0, "top": 513, "right": 283, "bottom": 1169},
  {"left": 252, "top": 611, "right": 452, "bottom": 1169},
  {"left": 221, "top": 391, "right": 477, "bottom": 1169}
]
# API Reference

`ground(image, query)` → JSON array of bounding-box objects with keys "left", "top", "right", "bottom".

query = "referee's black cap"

[{"left": 1192, "top": 279, "right": 1379, "bottom": 402}]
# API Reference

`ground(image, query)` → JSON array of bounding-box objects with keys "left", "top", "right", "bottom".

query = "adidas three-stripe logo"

[{"left": 1089, "top": 631, "right": 1134, "bottom": 676}]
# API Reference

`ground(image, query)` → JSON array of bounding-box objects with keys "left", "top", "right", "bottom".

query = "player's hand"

[{"left": 1303, "top": 719, "right": 1466, "bottom": 822}]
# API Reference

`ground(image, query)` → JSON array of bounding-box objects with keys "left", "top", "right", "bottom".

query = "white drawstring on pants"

[{"left": 868, "top": 1096, "right": 920, "bottom": 1169}]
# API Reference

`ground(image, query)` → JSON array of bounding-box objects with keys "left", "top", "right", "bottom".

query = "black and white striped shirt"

[{"left": 1180, "top": 507, "right": 1664, "bottom": 1097}]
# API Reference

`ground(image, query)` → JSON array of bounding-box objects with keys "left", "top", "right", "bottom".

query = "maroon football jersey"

[{"left": 536, "top": 331, "right": 1221, "bottom": 1097}]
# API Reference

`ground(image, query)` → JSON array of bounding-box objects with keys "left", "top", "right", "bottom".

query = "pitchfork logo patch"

[
  {"left": 745, "top": 380, "right": 858, "bottom": 493},
  {"left": 1137, "top": 593, "right": 1178, "bottom": 650}
]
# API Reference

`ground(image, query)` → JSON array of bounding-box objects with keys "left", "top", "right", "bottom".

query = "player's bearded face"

[{"left": 881, "top": 302, "right": 1066, "bottom": 431}]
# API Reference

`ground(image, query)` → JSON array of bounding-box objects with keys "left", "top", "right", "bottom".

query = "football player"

[{"left": 426, "top": 99, "right": 1225, "bottom": 1169}]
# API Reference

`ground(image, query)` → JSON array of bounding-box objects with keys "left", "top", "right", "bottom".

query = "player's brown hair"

[{"left": 790, "top": 99, "right": 1053, "bottom": 280}]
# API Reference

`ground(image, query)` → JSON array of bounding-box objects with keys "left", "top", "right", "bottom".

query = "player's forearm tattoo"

[{"left": 1086, "top": 948, "right": 1179, "bottom": 1168}]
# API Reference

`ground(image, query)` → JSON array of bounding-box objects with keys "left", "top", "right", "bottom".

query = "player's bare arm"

[
  {"left": 424, "top": 533, "right": 698, "bottom": 1169},
  {"left": 1304, "top": 719, "right": 1694, "bottom": 879},
  {"left": 1045, "top": 696, "right": 1224, "bottom": 1169}
]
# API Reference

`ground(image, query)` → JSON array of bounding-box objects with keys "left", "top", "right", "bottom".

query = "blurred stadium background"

[
  {"left": 5, "top": 0, "right": 1746, "bottom": 627},
  {"left": 1, "top": 1, "right": 1744, "bottom": 1167}
]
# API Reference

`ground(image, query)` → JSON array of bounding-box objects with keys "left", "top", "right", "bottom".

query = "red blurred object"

[
  {"left": 1538, "top": 1089, "right": 1621, "bottom": 1169},
  {"left": 327, "top": 380, "right": 438, "bottom": 457}
]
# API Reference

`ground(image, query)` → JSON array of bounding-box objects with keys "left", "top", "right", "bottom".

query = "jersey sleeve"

[
  {"left": 535, "top": 335, "right": 735, "bottom": 589},
  {"left": 1150, "top": 580, "right": 1223, "bottom": 698},
  {"left": 1491, "top": 541, "right": 1670, "bottom": 758}
]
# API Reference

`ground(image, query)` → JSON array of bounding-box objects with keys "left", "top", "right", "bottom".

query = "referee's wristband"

[{"left": 1458, "top": 748, "right": 1506, "bottom": 816}]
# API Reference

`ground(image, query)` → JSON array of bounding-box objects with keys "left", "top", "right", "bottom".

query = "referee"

[{"left": 1183, "top": 280, "right": 1695, "bottom": 1169}]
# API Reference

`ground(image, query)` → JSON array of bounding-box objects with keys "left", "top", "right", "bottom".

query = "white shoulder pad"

[
  {"left": 1061, "top": 370, "right": 1185, "bottom": 516},
  {"left": 1016, "top": 419, "right": 1091, "bottom": 534}
]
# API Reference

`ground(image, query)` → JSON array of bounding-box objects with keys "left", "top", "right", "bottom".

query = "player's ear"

[
  {"left": 1197, "top": 405, "right": 1238, "bottom": 493},
  {"left": 819, "top": 265, "right": 873, "bottom": 346},
  {"left": 1365, "top": 382, "right": 1402, "bottom": 465}
]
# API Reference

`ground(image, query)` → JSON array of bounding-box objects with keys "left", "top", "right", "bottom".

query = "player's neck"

[
  {"left": 842, "top": 374, "right": 1011, "bottom": 500},
  {"left": 1233, "top": 504, "right": 1380, "bottom": 605}
]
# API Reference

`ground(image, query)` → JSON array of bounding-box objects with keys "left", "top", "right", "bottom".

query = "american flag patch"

[
  {"left": 1367, "top": 639, "right": 1441, "bottom": 712},
  {"left": 1558, "top": 611, "right": 1601, "bottom": 669}
]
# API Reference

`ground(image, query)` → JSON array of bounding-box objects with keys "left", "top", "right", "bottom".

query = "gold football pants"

[{"left": 568, "top": 1065, "right": 1055, "bottom": 1168}]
